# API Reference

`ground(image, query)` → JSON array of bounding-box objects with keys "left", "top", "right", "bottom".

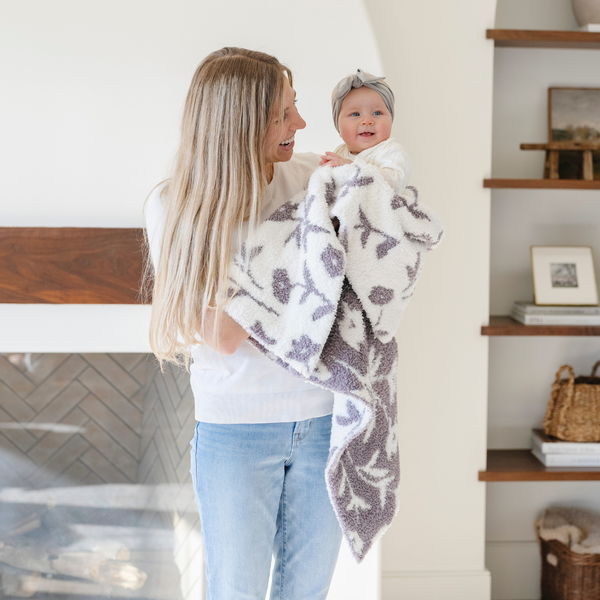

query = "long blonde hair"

[{"left": 146, "top": 47, "right": 291, "bottom": 367}]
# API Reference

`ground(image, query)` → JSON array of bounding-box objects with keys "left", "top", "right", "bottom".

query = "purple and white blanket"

[{"left": 225, "top": 163, "right": 444, "bottom": 561}]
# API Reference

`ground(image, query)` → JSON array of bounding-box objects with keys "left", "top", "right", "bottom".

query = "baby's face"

[{"left": 338, "top": 87, "right": 392, "bottom": 154}]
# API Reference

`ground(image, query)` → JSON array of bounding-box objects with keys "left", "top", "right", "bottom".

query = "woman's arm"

[{"left": 201, "top": 308, "right": 250, "bottom": 355}]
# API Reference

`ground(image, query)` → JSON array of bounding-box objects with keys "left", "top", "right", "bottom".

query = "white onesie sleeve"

[{"left": 334, "top": 138, "right": 411, "bottom": 195}]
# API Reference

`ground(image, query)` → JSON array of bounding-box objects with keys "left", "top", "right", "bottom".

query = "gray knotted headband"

[{"left": 331, "top": 69, "right": 395, "bottom": 132}]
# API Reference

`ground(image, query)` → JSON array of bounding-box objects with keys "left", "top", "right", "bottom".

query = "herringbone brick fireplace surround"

[{"left": 0, "top": 352, "right": 203, "bottom": 600}]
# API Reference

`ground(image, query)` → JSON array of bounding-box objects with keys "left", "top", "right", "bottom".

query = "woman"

[{"left": 145, "top": 48, "right": 342, "bottom": 600}]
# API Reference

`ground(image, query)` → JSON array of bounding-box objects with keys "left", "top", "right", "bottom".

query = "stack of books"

[
  {"left": 531, "top": 428, "right": 600, "bottom": 467},
  {"left": 511, "top": 301, "right": 600, "bottom": 326}
]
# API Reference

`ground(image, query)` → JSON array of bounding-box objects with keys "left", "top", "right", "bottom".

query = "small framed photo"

[{"left": 531, "top": 246, "right": 599, "bottom": 306}]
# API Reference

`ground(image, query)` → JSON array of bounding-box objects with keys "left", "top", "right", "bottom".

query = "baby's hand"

[{"left": 320, "top": 152, "right": 353, "bottom": 167}]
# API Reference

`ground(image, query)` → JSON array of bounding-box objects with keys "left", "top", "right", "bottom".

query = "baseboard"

[{"left": 382, "top": 569, "right": 491, "bottom": 600}]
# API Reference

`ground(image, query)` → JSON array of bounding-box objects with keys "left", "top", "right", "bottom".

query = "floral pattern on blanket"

[{"left": 226, "top": 163, "right": 444, "bottom": 561}]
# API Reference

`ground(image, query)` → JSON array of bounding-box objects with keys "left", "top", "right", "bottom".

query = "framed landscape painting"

[{"left": 548, "top": 87, "right": 600, "bottom": 179}]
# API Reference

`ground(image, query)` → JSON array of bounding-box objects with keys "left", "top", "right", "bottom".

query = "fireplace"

[
  {"left": 0, "top": 227, "right": 379, "bottom": 600},
  {"left": 0, "top": 352, "right": 203, "bottom": 600}
]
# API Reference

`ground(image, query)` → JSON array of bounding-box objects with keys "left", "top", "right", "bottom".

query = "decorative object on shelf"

[
  {"left": 531, "top": 246, "right": 599, "bottom": 306},
  {"left": 550, "top": 87, "right": 600, "bottom": 180},
  {"left": 511, "top": 300, "right": 600, "bottom": 325},
  {"left": 543, "top": 362, "right": 600, "bottom": 442},
  {"left": 572, "top": 0, "right": 600, "bottom": 29},
  {"left": 532, "top": 428, "right": 600, "bottom": 454},
  {"left": 535, "top": 506, "right": 600, "bottom": 600},
  {"left": 521, "top": 141, "right": 599, "bottom": 180},
  {"left": 532, "top": 447, "right": 600, "bottom": 466},
  {"left": 519, "top": 87, "right": 600, "bottom": 180}
]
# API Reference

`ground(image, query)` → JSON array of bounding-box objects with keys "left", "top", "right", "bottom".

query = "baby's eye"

[
  {"left": 374, "top": 111, "right": 382, "bottom": 116},
  {"left": 350, "top": 112, "right": 360, "bottom": 117}
]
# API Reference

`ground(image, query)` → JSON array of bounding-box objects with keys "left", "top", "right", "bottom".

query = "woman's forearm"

[{"left": 201, "top": 308, "right": 250, "bottom": 355}]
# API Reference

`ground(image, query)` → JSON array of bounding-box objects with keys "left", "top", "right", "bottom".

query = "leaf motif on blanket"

[
  {"left": 232, "top": 244, "right": 267, "bottom": 292},
  {"left": 272, "top": 268, "right": 293, "bottom": 304},
  {"left": 354, "top": 206, "right": 400, "bottom": 259},
  {"left": 298, "top": 263, "right": 335, "bottom": 321},
  {"left": 249, "top": 321, "right": 276, "bottom": 345},
  {"left": 267, "top": 201, "right": 300, "bottom": 222},
  {"left": 325, "top": 179, "right": 338, "bottom": 206},
  {"left": 336, "top": 399, "right": 362, "bottom": 426},
  {"left": 229, "top": 286, "right": 280, "bottom": 317},
  {"left": 285, "top": 193, "right": 331, "bottom": 250},
  {"left": 285, "top": 334, "right": 321, "bottom": 365},
  {"left": 368, "top": 286, "right": 394, "bottom": 306},
  {"left": 402, "top": 251, "right": 422, "bottom": 293},
  {"left": 339, "top": 169, "right": 375, "bottom": 200},
  {"left": 391, "top": 185, "right": 431, "bottom": 222},
  {"left": 320, "top": 244, "right": 345, "bottom": 278}
]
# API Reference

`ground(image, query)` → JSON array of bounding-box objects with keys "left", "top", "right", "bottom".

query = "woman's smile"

[{"left": 264, "top": 79, "right": 306, "bottom": 164}]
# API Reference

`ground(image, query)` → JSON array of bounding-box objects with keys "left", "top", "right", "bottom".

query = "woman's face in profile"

[{"left": 264, "top": 78, "right": 306, "bottom": 164}]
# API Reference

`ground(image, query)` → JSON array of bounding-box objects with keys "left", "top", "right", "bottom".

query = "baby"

[{"left": 320, "top": 69, "right": 410, "bottom": 195}]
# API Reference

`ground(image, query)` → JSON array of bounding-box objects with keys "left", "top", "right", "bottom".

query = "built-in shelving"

[
  {"left": 487, "top": 29, "right": 600, "bottom": 49},
  {"left": 484, "top": 178, "right": 600, "bottom": 189},
  {"left": 482, "top": 316, "right": 600, "bottom": 336},
  {"left": 479, "top": 450, "right": 600, "bottom": 481}
]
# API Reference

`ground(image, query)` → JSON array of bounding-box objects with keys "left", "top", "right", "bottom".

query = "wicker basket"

[
  {"left": 543, "top": 361, "right": 600, "bottom": 442},
  {"left": 539, "top": 538, "right": 600, "bottom": 600}
]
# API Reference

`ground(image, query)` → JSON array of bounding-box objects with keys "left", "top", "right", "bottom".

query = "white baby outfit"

[{"left": 333, "top": 137, "right": 410, "bottom": 194}]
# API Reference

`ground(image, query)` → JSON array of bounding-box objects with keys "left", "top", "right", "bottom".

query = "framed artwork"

[
  {"left": 531, "top": 246, "right": 599, "bottom": 306},
  {"left": 548, "top": 87, "right": 600, "bottom": 179}
]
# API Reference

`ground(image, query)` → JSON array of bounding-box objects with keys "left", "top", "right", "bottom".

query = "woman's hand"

[
  {"left": 320, "top": 152, "right": 353, "bottom": 167},
  {"left": 201, "top": 308, "right": 250, "bottom": 355}
]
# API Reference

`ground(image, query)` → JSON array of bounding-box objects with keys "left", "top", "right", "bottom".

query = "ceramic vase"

[{"left": 572, "top": 0, "right": 600, "bottom": 26}]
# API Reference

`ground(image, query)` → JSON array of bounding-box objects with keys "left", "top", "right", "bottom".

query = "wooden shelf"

[
  {"left": 484, "top": 178, "right": 600, "bottom": 189},
  {"left": 487, "top": 29, "right": 600, "bottom": 49},
  {"left": 482, "top": 316, "right": 600, "bottom": 336},
  {"left": 0, "top": 227, "right": 145, "bottom": 304},
  {"left": 480, "top": 450, "right": 600, "bottom": 481}
]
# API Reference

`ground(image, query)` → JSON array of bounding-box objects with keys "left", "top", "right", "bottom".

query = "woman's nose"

[{"left": 294, "top": 112, "right": 307, "bottom": 131}]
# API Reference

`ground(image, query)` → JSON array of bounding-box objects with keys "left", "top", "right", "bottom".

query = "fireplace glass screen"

[{"left": 0, "top": 353, "right": 202, "bottom": 600}]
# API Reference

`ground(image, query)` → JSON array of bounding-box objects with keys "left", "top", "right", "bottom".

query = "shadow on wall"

[{"left": 0, "top": 353, "right": 202, "bottom": 600}]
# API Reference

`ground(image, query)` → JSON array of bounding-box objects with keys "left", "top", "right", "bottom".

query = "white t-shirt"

[
  {"left": 334, "top": 138, "right": 410, "bottom": 194},
  {"left": 145, "top": 153, "right": 334, "bottom": 423}
]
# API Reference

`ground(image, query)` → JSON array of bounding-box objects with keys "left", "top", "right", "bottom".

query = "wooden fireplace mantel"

[{"left": 0, "top": 228, "right": 147, "bottom": 304}]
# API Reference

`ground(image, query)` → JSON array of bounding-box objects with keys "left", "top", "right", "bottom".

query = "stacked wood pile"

[{"left": 0, "top": 506, "right": 181, "bottom": 599}]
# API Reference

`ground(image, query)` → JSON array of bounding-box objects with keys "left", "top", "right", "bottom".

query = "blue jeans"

[{"left": 190, "top": 415, "right": 343, "bottom": 600}]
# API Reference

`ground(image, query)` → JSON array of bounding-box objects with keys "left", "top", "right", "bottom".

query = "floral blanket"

[{"left": 225, "top": 163, "right": 444, "bottom": 561}]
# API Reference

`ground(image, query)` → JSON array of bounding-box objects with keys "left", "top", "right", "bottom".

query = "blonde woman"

[{"left": 145, "top": 48, "right": 342, "bottom": 599}]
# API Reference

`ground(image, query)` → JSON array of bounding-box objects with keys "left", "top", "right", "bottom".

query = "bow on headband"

[{"left": 331, "top": 69, "right": 395, "bottom": 133}]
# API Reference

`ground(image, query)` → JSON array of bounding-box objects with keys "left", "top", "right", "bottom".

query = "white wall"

[
  {"left": 0, "top": 1, "right": 385, "bottom": 597},
  {"left": 495, "top": 0, "right": 578, "bottom": 30},
  {"left": 487, "top": 2, "right": 600, "bottom": 599},
  {"left": 0, "top": 0, "right": 382, "bottom": 352},
  {"left": 0, "top": 0, "right": 380, "bottom": 228},
  {"left": 364, "top": 1, "right": 495, "bottom": 598},
  {"left": 1, "top": 0, "right": 500, "bottom": 598}
]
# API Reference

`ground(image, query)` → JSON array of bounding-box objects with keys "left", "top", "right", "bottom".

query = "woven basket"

[
  {"left": 543, "top": 361, "right": 600, "bottom": 442},
  {"left": 539, "top": 538, "right": 600, "bottom": 600}
]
